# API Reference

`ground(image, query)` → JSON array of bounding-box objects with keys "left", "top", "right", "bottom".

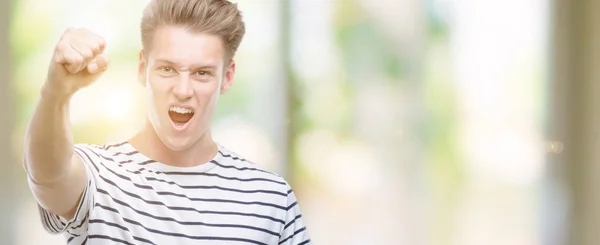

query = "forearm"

[{"left": 23, "top": 84, "right": 75, "bottom": 185}]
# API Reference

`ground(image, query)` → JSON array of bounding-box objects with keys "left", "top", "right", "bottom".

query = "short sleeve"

[
  {"left": 35, "top": 144, "right": 102, "bottom": 236},
  {"left": 279, "top": 184, "right": 311, "bottom": 245}
]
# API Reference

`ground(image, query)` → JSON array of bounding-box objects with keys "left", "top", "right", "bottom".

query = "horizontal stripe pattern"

[{"left": 35, "top": 142, "right": 311, "bottom": 245}]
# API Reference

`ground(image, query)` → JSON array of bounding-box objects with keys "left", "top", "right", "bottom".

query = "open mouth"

[{"left": 168, "top": 106, "right": 194, "bottom": 128}]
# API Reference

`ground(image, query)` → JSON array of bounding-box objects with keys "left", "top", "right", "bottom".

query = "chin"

[
  {"left": 160, "top": 124, "right": 209, "bottom": 152},
  {"left": 149, "top": 120, "right": 197, "bottom": 152}
]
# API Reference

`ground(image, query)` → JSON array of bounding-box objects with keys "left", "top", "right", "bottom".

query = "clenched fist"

[{"left": 44, "top": 28, "right": 109, "bottom": 98}]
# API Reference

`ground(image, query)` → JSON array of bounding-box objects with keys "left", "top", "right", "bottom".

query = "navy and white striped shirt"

[{"left": 36, "top": 141, "right": 311, "bottom": 245}]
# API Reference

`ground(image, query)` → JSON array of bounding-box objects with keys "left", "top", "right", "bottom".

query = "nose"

[{"left": 173, "top": 74, "right": 193, "bottom": 101}]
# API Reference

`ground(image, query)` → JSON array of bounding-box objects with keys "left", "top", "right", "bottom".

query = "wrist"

[{"left": 40, "top": 82, "right": 74, "bottom": 104}]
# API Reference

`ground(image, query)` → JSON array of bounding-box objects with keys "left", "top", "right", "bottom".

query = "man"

[{"left": 22, "top": 0, "right": 311, "bottom": 244}]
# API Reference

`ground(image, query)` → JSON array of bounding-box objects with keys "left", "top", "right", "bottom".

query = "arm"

[
  {"left": 23, "top": 27, "right": 108, "bottom": 221},
  {"left": 23, "top": 89, "right": 86, "bottom": 220}
]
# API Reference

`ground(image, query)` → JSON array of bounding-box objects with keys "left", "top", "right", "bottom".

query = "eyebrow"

[{"left": 154, "top": 59, "right": 218, "bottom": 71}]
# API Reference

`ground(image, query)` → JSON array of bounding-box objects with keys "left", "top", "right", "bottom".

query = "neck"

[{"left": 129, "top": 121, "right": 217, "bottom": 167}]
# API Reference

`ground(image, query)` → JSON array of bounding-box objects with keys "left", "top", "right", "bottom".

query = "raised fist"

[{"left": 44, "top": 28, "right": 109, "bottom": 97}]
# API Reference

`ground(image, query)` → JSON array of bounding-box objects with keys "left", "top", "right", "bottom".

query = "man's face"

[{"left": 138, "top": 26, "right": 235, "bottom": 151}]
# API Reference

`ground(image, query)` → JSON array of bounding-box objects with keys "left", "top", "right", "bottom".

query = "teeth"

[{"left": 169, "top": 106, "right": 194, "bottom": 114}]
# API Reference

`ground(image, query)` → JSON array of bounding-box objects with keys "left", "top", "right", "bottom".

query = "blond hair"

[{"left": 141, "top": 0, "right": 245, "bottom": 61}]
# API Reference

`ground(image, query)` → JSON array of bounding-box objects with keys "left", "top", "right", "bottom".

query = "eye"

[
  {"left": 196, "top": 71, "right": 208, "bottom": 76},
  {"left": 161, "top": 67, "right": 174, "bottom": 73}
]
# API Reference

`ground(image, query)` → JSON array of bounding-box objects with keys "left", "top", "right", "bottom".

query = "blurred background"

[{"left": 1, "top": 0, "right": 599, "bottom": 244}]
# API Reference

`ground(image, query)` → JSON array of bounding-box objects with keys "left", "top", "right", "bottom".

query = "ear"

[
  {"left": 220, "top": 60, "right": 235, "bottom": 94},
  {"left": 138, "top": 50, "right": 147, "bottom": 86}
]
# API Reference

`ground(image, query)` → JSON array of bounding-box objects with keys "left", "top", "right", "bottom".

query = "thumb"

[{"left": 86, "top": 54, "right": 109, "bottom": 74}]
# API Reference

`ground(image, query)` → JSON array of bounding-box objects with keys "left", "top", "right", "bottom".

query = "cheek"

[
  {"left": 147, "top": 75, "right": 171, "bottom": 94},
  {"left": 145, "top": 78, "right": 169, "bottom": 110},
  {"left": 195, "top": 80, "right": 221, "bottom": 100}
]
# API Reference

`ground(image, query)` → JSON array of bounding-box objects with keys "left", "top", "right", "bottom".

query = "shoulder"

[
  {"left": 72, "top": 142, "right": 108, "bottom": 162},
  {"left": 72, "top": 141, "right": 134, "bottom": 171},
  {"left": 73, "top": 141, "right": 129, "bottom": 158},
  {"left": 214, "top": 145, "right": 292, "bottom": 191}
]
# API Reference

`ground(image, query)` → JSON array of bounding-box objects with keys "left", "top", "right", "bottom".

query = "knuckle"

[
  {"left": 87, "top": 45, "right": 96, "bottom": 54},
  {"left": 96, "top": 35, "right": 106, "bottom": 44},
  {"left": 81, "top": 49, "right": 93, "bottom": 58},
  {"left": 90, "top": 36, "right": 105, "bottom": 50},
  {"left": 64, "top": 27, "right": 77, "bottom": 36},
  {"left": 72, "top": 55, "right": 84, "bottom": 64},
  {"left": 55, "top": 41, "right": 68, "bottom": 53},
  {"left": 97, "top": 39, "right": 106, "bottom": 49},
  {"left": 63, "top": 27, "right": 87, "bottom": 39},
  {"left": 89, "top": 41, "right": 101, "bottom": 53}
]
